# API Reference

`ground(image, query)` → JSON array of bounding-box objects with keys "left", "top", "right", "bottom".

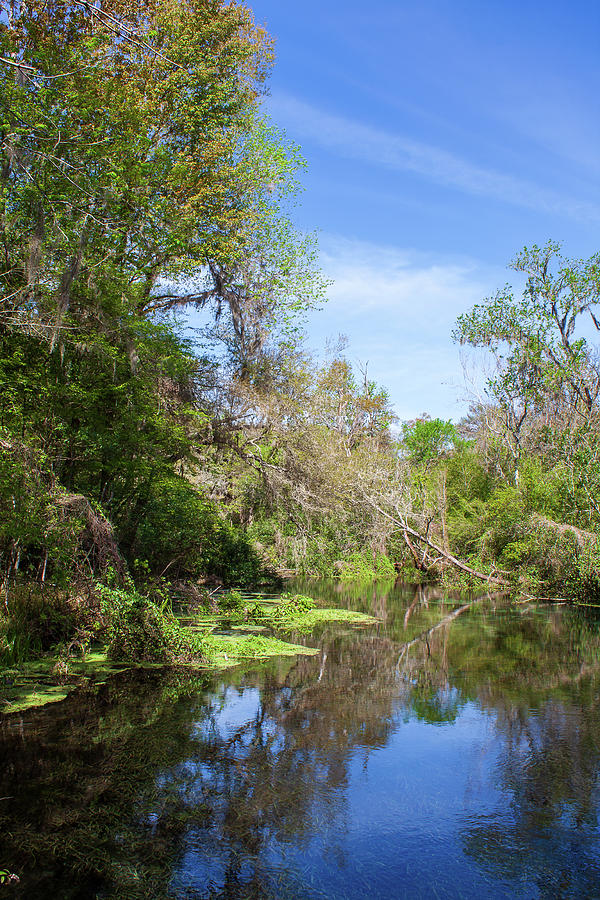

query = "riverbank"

[{"left": 0, "top": 589, "right": 378, "bottom": 714}]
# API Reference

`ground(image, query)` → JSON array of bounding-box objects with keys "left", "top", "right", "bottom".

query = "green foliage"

[
  {"left": 454, "top": 243, "right": 600, "bottom": 489},
  {"left": 0, "top": 435, "right": 84, "bottom": 583},
  {"left": 214, "top": 590, "right": 268, "bottom": 626},
  {"left": 445, "top": 445, "right": 493, "bottom": 506},
  {"left": 300, "top": 530, "right": 349, "bottom": 577},
  {"left": 568, "top": 541, "right": 600, "bottom": 601},
  {"left": 0, "top": 0, "right": 275, "bottom": 330},
  {"left": 447, "top": 496, "right": 488, "bottom": 558},
  {"left": 483, "top": 486, "right": 525, "bottom": 558},
  {"left": 519, "top": 458, "right": 568, "bottom": 517},
  {"left": 401, "top": 417, "right": 458, "bottom": 465},
  {"left": 277, "top": 592, "right": 317, "bottom": 612},
  {"left": 0, "top": 0, "right": 316, "bottom": 660},
  {"left": 457, "top": 242, "right": 589, "bottom": 363},
  {"left": 314, "top": 354, "right": 396, "bottom": 446},
  {"left": 218, "top": 589, "right": 246, "bottom": 612},
  {"left": 264, "top": 591, "right": 377, "bottom": 634},
  {"left": 99, "top": 583, "right": 199, "bottom": 664},
  {"left": 202, "top": 632, "right": 318, "bottom": 663},
  {"left": 337, "top": 550, "right": 396, "bottom": 581},
  {"left": 0, "top": 583, "right": 95, "bottom": 667},
  {"left": 132, "top": 475, "right": 260, "bottom": 581},
  {"left": 3, "top": 0, "right": 600, "bottom": 645}
]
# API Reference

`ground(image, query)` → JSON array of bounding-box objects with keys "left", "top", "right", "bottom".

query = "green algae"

[
  {"left": 2, "top": 683, "right": 71, "bottom": 714},
  {"left": 230, "top": 623, "right": 268, "bottom": 632},
  {"left": 218, "top": 590, "right": 379, "bottom": 635},
  {"left": 265, "top": 598, "right": 379, "bottom": 634},
  {"left": 272, "top": 607, "right": 378, "bottom": 633},
  {"left": 199, "top": 632, "right": 318, "bottom": 666},
  {"left": 1, "top": 651, "right": 132, "bottom": 714},
  {"left": 1, "top": 592, "right": 377, "bottom": 714}
]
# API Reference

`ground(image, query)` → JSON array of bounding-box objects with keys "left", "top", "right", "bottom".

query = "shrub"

[
  {"left": 447, "top": 496, "right": 488, "bottom": 558},
  {"left": 131, "top": 475, "right": 262, "bottom": 584},
  {"left": 565, "top": 538, "right": 600, "bottom": 600},
  {"left": 0, "top": 583, "right": 95, "bottom": 666},
  {"left": 99, "top": 583, "right": 199, "bottom": 663},
  {"left": 278, "top": 592, "right": 316, "bottom": 612},
  {"left": 218, "top": 589, "right": 245, "bottom": 612}
]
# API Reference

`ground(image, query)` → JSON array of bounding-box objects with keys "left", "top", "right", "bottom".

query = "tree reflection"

[
  {"left": 2, "top": 587, "right": 600, "bottom": 898},
  {"left": 456, "top": 611, "right": 600, "bottom": 898}
]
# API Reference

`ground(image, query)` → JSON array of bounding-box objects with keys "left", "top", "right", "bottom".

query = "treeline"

[
  {"left": 2, "top": 2, "right": 600, "bottom": 667},
  {"left": 0, "top": 0, "right": 320, "bottom": 592},
  {"left": 212, "top": 242, "right": 600, "bottom": 599}
]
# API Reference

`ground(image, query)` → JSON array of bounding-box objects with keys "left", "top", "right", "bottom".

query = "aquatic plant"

[{"left": 99, "top": 583, "right": 201, "bottom": 664}]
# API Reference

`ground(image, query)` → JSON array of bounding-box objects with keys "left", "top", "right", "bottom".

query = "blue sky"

[{"left": 248, "top": 0, "right": 600, "bottom": 421}]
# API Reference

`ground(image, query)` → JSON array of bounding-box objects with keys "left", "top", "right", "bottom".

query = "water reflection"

[{"left": 2, "top": 582, "right": 600, "bottom": 898}]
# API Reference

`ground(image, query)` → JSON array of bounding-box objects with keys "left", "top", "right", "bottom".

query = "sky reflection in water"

[{"left": 3, "top": 581, "right": 600, "bottom": 899}]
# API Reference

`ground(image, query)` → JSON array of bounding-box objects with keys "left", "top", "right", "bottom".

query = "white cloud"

[
  {"left": 268, "top": 93, "right": 600, "bottom": 222},
  {"left": 320, "top": 236, "right": 492, "bottom": 329},
  {"left": 306, "top": 235, "right": 502, "bottom": 421}
]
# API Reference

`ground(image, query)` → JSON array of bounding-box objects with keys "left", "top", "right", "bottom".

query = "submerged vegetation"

[
  {"left": 3, "top": 583, "right": 600, "bottom": 898},
  {"left": 2, "top": 2, "right": 600, "bottom": 682}
]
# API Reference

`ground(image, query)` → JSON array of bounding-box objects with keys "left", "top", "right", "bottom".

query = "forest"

[{"left": 2, "top": 0, "right": 600, "bottom": 672}]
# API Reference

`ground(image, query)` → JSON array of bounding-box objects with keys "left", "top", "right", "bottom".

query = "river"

[{"left": 2, "top": 579, "right": 600, "bottom": 898}]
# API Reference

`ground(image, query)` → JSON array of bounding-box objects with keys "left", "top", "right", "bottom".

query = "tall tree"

[
  {"left": 454, "top": 242, "right": 600, "bottom": 481},
  {"left": 0, "top": 0, "right": 274, "bottom": 342},
  {"left": 0, "top": 0, "right": 324, "bottom": 584}
]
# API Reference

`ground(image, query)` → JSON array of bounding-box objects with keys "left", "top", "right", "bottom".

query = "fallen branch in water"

[
  {"left": 359, "top": 493, "right": 510, "bottom": 586},
  {"left": 516, "top": 595, "right": 570, "bottom": 604}
]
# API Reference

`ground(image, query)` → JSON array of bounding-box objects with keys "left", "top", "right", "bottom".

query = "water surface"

[{"left": 2, "top": 580, "right": 600, "bottom": 899}]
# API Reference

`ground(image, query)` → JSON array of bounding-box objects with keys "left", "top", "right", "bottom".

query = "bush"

[
  {"left": 269, "top": 593, "right": 317, "bottom": 626},
  {"left": 481, "top": 486, "right": 526, "bottom": 560},
  {"left": 0, "top": 438, "right": 85, "bottom": 585},
  {"left": 445, "top": 446, "right": 493, "bottom": 506},
  {"left": 447, "top": 496, "right": 488, "bottom": 558},
  {"left": 218, "top": 590, "right": 245, "bottom": 612},
  {"left": 99, "top": 583, "right": 199, "bottom": 663},
  {"left": 0, "top": 583, "right": 99, "bottom": 666},
  {"left": 570, "top": 540, "right": 600, "bottom": 600},
  {"left": 278, "top": 592, "right": 316, "bottom": 612}
]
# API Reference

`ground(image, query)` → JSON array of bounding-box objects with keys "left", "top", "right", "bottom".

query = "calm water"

[{"left": 2, "top": 580, "right": 600, "bottom": 899}]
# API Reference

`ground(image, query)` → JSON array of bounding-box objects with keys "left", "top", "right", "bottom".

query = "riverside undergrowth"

[{"left": 0, "top": 584, "right": 377, "bottom": 714}]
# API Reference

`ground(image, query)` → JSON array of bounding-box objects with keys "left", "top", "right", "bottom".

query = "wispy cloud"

[
  {"left": 305, "top": 235, "right": 501, "bottom": 420},
  {"left": 318, "top": 235, "right": 498, "bottom": 331},
  {"left": 268, "top": 93, "right": 600, "bottom": 222}
]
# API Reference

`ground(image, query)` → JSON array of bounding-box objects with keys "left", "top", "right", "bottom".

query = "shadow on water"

[{"left": 2, "top": 581, "right": 600, "bottom": 898}]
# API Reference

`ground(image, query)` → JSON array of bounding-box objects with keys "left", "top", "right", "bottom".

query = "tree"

[
  {"left": 401, "top": 416, "right": 457, "bottom": 465},
  {"left": 454, "top": 242, "right": 600, "bottom": 482},
  {"left": 0, "top": 0, "right": 316, "bottom": 585},
  {"left": 145, "top": 120, "right": 327, "bottom": 384},
  {"left": 0, "top": 0, "right": 274, "bottom": 342}
]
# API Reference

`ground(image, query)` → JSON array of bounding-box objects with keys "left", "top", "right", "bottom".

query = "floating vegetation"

[
  {"left": 266, "top": 594, "right": 378, "bottom": 634},
  {"left": 1, "top": 652, "right": 130, "bottom": 714},
  {"left": 2, "top": 683, "right": 71, "bottom": 714},
  {"left": 1, "top": 590, "right": 377, "bottom": 714},
  {"left": 200, "top": 633, "right": 319, "bottom": 666}
]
